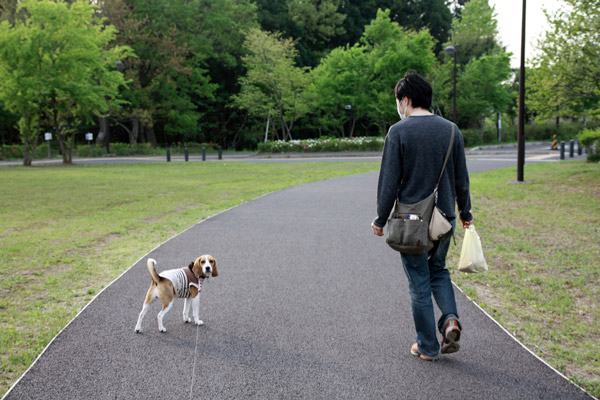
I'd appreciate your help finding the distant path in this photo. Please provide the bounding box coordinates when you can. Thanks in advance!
[3,167,592,399]
[0,142,586,167]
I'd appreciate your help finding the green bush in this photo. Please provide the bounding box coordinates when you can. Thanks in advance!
[578,128,600,147]
[0,143,57,160]
[0,145,23,160]
[258,137,385,153]
[461,121,593,148]
[578,128,600,161]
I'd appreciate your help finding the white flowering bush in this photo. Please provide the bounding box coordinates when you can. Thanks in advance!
[258,136,384,153]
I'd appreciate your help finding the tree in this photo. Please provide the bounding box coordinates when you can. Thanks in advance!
[308,9,437,137]
[528,0,600,120]
[253,0,346,67]
[457,52,512,135]
[362,9,437,133]
[233,28,310,141]
[308,45,370,137]
[433,0,510,128]
[0,0,130,165]
[287,0,346,65]
[447,0,501,66]
[387,0,453,55]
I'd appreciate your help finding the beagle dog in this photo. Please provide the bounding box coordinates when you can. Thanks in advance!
[135,255,218,333]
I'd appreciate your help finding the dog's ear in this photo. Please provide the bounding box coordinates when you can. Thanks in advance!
[191,259,202,276]
[210,257,218,278]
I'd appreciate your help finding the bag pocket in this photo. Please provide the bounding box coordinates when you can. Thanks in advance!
[386,216,431,254]
[385,192,436,254]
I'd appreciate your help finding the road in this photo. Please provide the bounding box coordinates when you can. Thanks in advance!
[2,145,593,399]
[0,142,587,167]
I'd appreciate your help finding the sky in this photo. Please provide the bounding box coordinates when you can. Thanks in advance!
[488,0,564,67]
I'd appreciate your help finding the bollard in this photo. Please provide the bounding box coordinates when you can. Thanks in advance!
[218,146,222,160]
[569,140,574,158]
[578,140,582,156]
[184,147,189,162]
[551,134,558,150]
[560,142,565,160]
[167,147,171,162]
[202,147,206,161]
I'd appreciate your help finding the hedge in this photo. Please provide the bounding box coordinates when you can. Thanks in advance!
[578,128,600,162]
[258,137,385,153]
[0,142,222,161]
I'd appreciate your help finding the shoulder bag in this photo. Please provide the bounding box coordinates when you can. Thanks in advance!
[386,124,455,254]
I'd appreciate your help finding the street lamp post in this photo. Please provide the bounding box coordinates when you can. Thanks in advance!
[104,61,125,155]
[444,45,457,123]
[517,0,526,182]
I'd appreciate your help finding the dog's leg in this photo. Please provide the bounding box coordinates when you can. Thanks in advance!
[135,303,150,333]
[183,298,192,323]
[157,300,174,332]
[192,295,203,326]
[135,286,156,333]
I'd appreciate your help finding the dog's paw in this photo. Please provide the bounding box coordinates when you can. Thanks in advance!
[183,317,192,324]
[194,319,204,326]
[159,327,167,333]
[135,327,142,334]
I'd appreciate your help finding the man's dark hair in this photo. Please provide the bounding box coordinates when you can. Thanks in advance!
[394,71,432,110]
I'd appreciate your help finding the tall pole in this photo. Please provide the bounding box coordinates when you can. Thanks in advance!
[517,0,526,182]
[444,45,458,123]
[453,51,457,123]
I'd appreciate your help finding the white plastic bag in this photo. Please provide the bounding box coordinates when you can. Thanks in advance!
[458,225,488,273]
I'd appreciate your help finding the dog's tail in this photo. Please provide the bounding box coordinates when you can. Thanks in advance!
[146,258,162,285]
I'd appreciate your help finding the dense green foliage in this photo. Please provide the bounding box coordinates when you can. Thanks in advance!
[0,0,598,163]
[0,0,130,164]
[526,0,600,122]
[578,128,600,161]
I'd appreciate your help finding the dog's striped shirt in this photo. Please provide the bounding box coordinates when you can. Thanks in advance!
[159,268,202,298]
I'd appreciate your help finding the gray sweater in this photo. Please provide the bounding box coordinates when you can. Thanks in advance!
[373,115,472,228]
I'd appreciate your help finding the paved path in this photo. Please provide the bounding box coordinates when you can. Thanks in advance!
[4,168,592,399]
[0,142,588,166]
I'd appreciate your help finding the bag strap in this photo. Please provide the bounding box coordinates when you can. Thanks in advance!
[435,123,455,191]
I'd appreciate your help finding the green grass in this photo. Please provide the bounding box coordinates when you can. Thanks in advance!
[0,161,378,396]
[1,160,598,397]
[447,161,600,397]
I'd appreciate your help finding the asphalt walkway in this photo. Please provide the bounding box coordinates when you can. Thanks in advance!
[3,171,593,399]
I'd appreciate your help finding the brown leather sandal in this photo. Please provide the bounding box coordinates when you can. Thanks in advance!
[441,319,461,354]
[410,343,437,361]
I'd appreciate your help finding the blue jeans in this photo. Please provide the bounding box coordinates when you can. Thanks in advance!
[400,221,460,359]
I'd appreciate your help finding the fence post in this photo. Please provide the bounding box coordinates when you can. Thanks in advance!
[184,147,189,162]
[202,147,206,161]
[218,146,222,160]
[167,147,171,162]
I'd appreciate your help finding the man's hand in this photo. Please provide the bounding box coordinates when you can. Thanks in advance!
[461,218,474,229]
[371,222,384,236]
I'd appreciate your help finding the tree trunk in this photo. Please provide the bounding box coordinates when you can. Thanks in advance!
[20,114,37,166]
[145,124,158,147]
[130,118,139,146]
[96,116,108,145]
[264,113,270,143]
[349,109,356,137]
[139,124,146,144]
[480,115,486,144]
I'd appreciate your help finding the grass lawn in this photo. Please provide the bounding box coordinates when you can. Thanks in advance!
[448,161,599,397]
[0,160,598,397]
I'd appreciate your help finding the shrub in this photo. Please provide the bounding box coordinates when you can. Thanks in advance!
[578,128,600,161]
[257,136,385,153]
